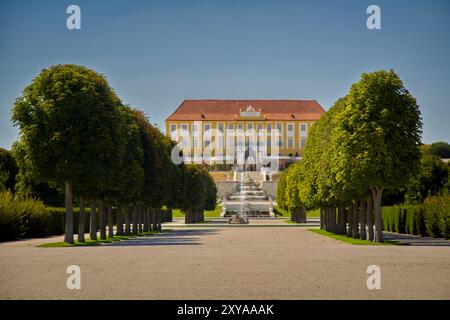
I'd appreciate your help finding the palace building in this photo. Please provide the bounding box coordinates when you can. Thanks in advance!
[165,100,325,171]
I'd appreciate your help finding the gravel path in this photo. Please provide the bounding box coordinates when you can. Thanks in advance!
[0,225,449,299]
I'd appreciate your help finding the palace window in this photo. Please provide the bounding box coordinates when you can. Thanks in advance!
[193,123,200,136]
[287,123,294,132]
[193,137,200,148]
[300,123,307,137]
[170,123,178,140]
[288,138,294,148]
[276,123,282,135]
[217,123,224,148]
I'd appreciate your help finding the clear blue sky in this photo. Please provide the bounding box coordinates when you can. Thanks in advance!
[1,0,449,149]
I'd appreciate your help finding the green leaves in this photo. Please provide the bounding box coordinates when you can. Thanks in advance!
[12,64,123,191]
[278,69,422,211]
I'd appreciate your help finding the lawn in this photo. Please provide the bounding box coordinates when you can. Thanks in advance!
[274,206,320,218]
[172,204,222,218]
[38,230,171,247]
[309,229,405,246]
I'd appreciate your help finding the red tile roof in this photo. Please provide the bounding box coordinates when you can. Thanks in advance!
[166,100,325,121]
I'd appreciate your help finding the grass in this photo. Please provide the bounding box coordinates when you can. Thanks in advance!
[274,206,320,218]
[172,204,223,218]
[309,229,406,246]
[38,230,171,247]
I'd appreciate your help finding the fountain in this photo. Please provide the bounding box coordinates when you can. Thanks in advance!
[223,171,275,221]
[228,172,249,224]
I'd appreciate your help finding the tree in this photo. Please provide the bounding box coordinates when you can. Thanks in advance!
[12,64,123,244]
[335,70,422,242]
[405,154,449,203]
[130,109,160,232]
[276,170,288,213]
[425,141,450,159]
[177,164,216,223]
[0,148,18,193]
[283,70,422,243]
[199,166,217,222]
[284,163,306,223]
[113,106,145,235]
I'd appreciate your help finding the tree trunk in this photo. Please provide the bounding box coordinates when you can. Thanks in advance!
[197,210,205,222]
[331,207,337,233]
[132,205,138,234]
[372,188,384,243]
[143,207,149,232]
[347,204,353,237]
[147,208,152,231]
[148,208,154,230]
[185,210,194,224]
[320,208,324,230]
[99,201,106,240]
[327,208,331,232]
[342,206,348,235]
[107,204,114,238]
[77,196,85,243]
[157,209,163,230]
[90,200,97,240]
[352,202,359,239]
[116,205,123,236]
[337,207,345,235]
[125,206,131,235]
[367,194,374,242]
[64,182,74,244]
[153,208,159,229]
[301,207,307,223]
[359,197,367,240]
[138,206,143,233]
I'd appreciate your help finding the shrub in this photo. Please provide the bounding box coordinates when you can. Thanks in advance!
[423,195,450,238]
[382,195,450,238]
[0,192,25,241]
[0,191,95,241]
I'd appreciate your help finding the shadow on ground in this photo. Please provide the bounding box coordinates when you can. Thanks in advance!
[384,232,450,246]
[104,229,218,247]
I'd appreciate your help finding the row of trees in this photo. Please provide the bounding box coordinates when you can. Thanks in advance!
[11,64,216,244]
[277,70,422,242]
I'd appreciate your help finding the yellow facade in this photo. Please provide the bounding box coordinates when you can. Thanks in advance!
[165,120,315,159]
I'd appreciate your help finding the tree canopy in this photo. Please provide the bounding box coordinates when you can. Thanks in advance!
[11,64,217,243]
[278,70,422,242]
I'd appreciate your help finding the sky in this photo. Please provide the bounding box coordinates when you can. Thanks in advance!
[0,0,449,149]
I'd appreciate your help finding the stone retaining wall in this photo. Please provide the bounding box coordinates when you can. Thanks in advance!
[261,181,278,199]
[216,181,240,199]
[215,180,279,199]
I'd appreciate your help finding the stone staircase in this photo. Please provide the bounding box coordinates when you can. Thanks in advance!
[221,173,275,218]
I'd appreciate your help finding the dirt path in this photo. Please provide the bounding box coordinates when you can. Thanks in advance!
[0,226,449,299]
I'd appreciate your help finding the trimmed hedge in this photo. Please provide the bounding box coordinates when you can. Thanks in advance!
[0,192,25,241]
[0,192,94,241]
[382,195,450,238]
[0,193,174,242]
